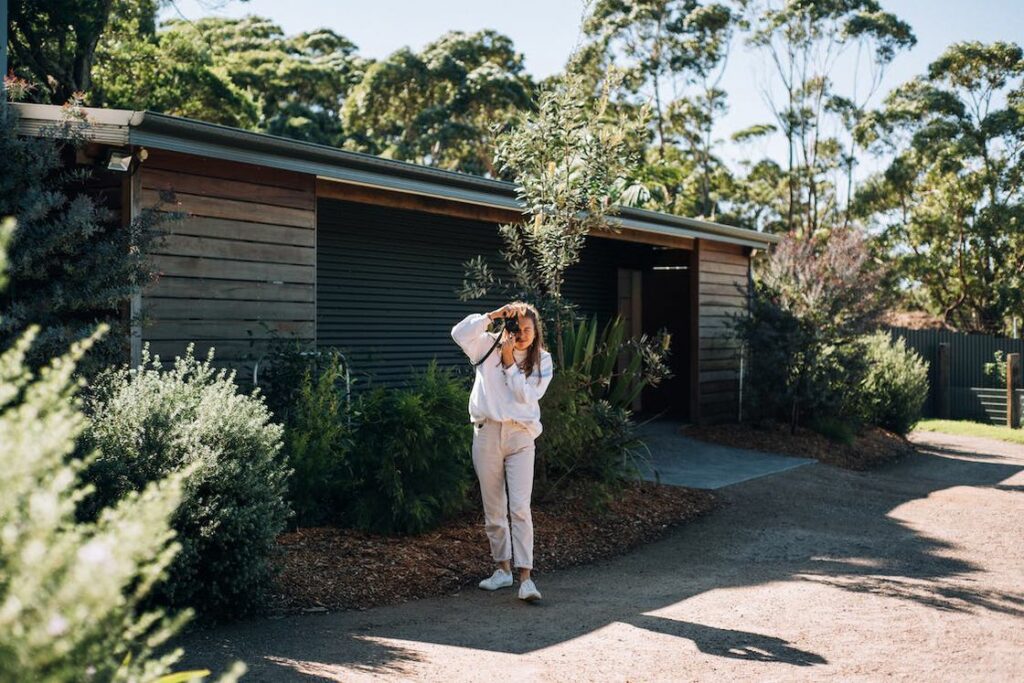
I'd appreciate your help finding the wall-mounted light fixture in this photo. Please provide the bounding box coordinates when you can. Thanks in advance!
[105,149,133,172]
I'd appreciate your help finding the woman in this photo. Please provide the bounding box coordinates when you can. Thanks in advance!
[451,302,554,602]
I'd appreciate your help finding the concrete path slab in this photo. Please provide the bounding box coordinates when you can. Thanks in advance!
[634,420,816,489]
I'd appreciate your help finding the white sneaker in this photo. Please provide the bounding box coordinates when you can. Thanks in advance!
[478,568,513,591]
[518,578,542,602]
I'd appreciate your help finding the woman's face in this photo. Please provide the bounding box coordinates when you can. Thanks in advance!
[513,315,535,351]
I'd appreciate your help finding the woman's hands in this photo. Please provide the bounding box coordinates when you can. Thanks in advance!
[500,331,516,367]
[487,303,527,321]
[487,303,526,368]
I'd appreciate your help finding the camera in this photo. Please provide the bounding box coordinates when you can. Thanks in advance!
[501,313,520,334]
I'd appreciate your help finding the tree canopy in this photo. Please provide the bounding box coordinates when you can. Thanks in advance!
[855,41,1024,333]
[342,30,535,176]
[6,0,1023,333]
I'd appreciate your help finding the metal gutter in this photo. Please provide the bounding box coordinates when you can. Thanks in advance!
[11,102,140,146]
[11,102,780,249]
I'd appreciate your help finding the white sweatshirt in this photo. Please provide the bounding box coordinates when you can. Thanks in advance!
[451,313,554,439]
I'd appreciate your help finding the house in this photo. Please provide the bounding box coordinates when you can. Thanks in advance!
[12,102,779,425]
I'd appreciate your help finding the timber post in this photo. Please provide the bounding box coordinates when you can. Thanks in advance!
[1007,352,1020,429]
[937,343,951,419]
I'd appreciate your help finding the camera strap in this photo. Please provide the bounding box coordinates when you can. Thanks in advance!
[473,334,503,367]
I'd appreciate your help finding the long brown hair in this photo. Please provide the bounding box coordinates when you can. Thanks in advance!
[507,301,544,381]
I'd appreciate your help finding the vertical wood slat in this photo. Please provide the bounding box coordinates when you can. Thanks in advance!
[129,164,142,368]
[696,239,751,424]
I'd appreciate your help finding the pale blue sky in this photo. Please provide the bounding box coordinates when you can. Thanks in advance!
[162,0,1024,175]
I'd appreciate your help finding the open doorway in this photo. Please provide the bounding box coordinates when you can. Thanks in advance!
[617,247,693,421]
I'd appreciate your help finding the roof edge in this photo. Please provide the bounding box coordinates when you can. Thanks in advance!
[12,103,780,248]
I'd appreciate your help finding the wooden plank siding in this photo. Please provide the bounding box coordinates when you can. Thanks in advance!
[696,239,750,424]
[138,149,316,381]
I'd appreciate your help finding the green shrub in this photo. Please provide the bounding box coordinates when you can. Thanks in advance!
[345,361,474,535]
[856,331,929,435]
[285,352,353,528]
[807,413,857,444]
[537,369,646,505]
[0,103,170,381]
[736,280,869,431]
[0,220,242,681]
[537,315,664,506]
[560,314,672,410]
[255,336,353,424]
[80,345,290,619]
[983,350,1021,389]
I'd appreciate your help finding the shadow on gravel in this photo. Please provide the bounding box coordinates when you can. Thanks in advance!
[174,434,1023,679]
[627,616,828,666]
[908,441,1012,461]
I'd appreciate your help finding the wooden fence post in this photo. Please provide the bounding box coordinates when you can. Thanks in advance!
[1008,353,1020,429]
[937,343,951,419]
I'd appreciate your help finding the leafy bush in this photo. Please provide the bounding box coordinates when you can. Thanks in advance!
[344,361,474,535]
[536,369,646,505]
[80,345,290,619]
[807,414,857,445]
[560,314,672,409]
[284,352,353,528]
[255,335,352,424]
[855,331,929,434]
[984,350,1009,388]
[736,279,868,432]
[983,350,1021,389]
[0,102,169,381]
[0,221,242,681]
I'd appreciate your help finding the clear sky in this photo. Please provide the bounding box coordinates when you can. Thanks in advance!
[162,0,1024,174]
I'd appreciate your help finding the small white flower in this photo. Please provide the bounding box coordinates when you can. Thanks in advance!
[47,614,69,636]
[78,539,112,566]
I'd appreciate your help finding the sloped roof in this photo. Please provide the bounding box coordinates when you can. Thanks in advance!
[12,102,780,251]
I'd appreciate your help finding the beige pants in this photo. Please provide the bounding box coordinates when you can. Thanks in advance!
[472,418,535,569]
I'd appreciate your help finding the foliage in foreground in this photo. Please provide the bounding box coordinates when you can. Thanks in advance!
[0,101,168,381]
[81,345,290,620]
[0,218,242,682]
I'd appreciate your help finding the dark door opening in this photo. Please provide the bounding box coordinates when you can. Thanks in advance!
[639,248,693,420]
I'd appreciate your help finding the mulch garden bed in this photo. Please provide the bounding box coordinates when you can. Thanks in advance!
[681,419,919,470]
[269,481,717,613]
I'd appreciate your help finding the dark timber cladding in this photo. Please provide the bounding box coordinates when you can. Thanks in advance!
[696,238,750,423]
[138,149,316,378]
[316,197,652,388]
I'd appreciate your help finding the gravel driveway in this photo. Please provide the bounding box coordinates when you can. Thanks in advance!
[177,430,1024,681]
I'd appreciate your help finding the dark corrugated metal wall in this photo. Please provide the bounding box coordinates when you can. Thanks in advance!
[884,325,1024,420]
[317,198,649,388]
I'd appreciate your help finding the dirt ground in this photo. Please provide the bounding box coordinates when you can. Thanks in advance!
[175,430,1024,681]
[271,482,717,612]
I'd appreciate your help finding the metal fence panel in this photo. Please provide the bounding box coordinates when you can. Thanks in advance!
[883,326,1024,423]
